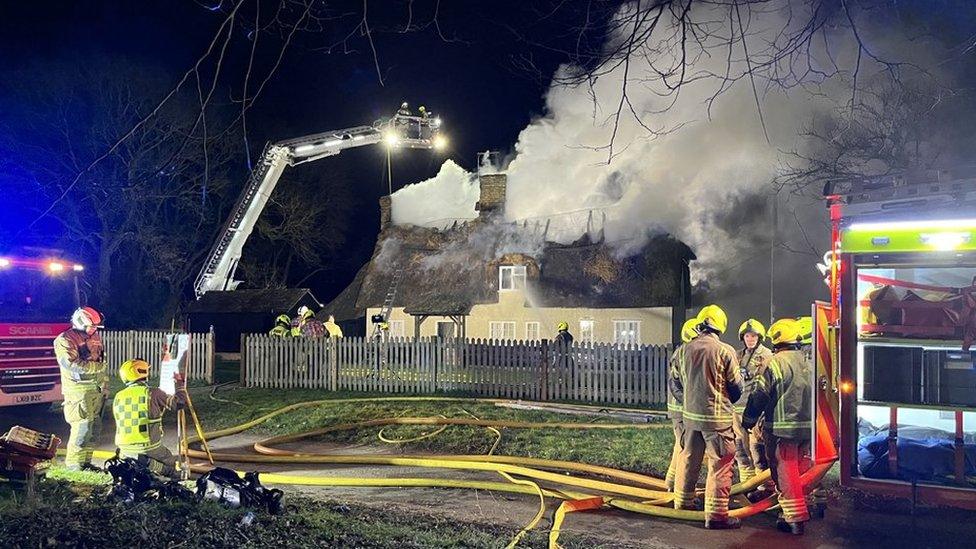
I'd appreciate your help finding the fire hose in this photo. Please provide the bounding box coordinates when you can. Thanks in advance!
[89,396,835,548]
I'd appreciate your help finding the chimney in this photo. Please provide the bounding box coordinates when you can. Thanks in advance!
[476,173,506,219]
[379,195,392,230]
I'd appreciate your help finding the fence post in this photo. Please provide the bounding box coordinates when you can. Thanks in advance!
[540,339,549,401]
[240,333,247,387]
[329,337,338,392]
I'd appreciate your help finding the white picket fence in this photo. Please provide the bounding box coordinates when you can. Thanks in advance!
[101,330,215,383]
[242,335,671,405]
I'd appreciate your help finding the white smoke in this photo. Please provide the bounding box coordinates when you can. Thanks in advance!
[390,159,478,227]
[389,1,943,323]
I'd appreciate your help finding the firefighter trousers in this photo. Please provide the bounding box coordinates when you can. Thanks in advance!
[120,445,178,479]
[62,387,105,468]
[674,427,735,521]
[665,417,684,491]
[765,435,812,524]
[731,411,765,481]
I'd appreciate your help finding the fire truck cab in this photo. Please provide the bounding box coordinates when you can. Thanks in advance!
[0,252,86,407]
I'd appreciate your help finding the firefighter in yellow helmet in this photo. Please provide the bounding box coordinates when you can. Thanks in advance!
[743,318,813,535]
[796,316,813,357]
[670,304,744,529]
[53,307,107,471]
[665,317,700,491]
[732,319,773,483]
[554,321,574,346]
[113,358,187,478]
[269,314,292,337]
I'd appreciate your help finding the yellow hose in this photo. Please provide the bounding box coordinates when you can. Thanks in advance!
[89,396,835,546]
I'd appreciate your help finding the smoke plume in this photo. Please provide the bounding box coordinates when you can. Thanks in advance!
[391,1,953,327]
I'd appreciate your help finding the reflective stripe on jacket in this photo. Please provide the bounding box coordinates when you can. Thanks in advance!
[734,345,772,413]
[743,349,812,440]
[673,333,743,431]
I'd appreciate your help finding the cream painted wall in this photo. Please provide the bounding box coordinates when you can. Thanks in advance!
[366,288,673,344]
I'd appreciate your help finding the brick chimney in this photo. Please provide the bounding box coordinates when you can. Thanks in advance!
[379,195,392,230]
[476,173,506,219]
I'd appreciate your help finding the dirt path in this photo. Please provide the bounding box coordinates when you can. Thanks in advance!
[7,405,976,548]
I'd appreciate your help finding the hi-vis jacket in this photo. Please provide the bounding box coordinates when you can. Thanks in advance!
[742,348,812,440]
[113,382,187,452]
[53,329,106,392]
[667,344,687,419]
[669,333,743,430]
[734,345,772,414]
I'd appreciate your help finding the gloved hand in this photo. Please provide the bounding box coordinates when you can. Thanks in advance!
[87,335,104,361]
[741,416,758,430]
[173,372,185,387]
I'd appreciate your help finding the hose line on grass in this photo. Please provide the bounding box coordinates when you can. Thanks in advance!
[89,396,835,548]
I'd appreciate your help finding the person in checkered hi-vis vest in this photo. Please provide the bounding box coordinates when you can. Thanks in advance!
[112,358,186,478]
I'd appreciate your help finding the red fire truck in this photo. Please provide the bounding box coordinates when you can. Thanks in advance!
[0,252,86,407]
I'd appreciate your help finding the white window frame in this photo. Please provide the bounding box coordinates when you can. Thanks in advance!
[579,320,595,344]
[498,265,527,291]
[489,321,516,340]
[613,320,641,346]
[388,320,405,337]
[525,322,541,341]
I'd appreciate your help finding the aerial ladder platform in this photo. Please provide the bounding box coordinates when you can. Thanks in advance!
[193,113,442,299]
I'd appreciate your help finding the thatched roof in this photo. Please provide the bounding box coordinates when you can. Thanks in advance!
[323,218,694,318]
[187,288,319,314]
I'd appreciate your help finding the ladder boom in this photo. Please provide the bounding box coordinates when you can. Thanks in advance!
[194,114,441,299]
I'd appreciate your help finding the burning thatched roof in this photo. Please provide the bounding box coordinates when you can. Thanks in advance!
[323,218,694,318]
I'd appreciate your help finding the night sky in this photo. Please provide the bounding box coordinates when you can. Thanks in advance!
[0,1,596,316]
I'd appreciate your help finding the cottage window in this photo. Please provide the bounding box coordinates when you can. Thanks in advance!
[489,321,516,340]
[579,320,595,344]
[613,320,641,345]
[525,322,541,341]
[498,265,527,291]
[389,320,405,337]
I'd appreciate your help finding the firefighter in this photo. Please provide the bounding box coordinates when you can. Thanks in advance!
[324,314,344,338]
[665,318,701,491]
[269,314,291,337]
[670,304,744,529]
[742,318,813,535]
[397,101,411,116]
[418,105,429,119]
[732,319,773,483]
[113,358,187,479]
[54,307,107,471]
[290,306,314,336]
[554,321,574,345]
[796,316,813,357]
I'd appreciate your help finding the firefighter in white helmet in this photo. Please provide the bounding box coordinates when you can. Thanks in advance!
[733,319,773,483]
[53,307,107,471]
[670,305,744,529]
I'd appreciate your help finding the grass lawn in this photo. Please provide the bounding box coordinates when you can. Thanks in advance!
[191,387,676,477]
[0,467,632,548]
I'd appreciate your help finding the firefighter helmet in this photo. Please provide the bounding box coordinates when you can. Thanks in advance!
[738,319,766,340]
[681,318,699,343]
[275,314,291,326]
[70,307,103,331]
[795,316,813,345]
[768,318,802,347]
[119,359,151,383]
[556,321,569,332]
[697,304,728,334]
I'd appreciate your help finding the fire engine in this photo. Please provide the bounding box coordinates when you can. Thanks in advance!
[0,251,86,407]
[819,168,976,509]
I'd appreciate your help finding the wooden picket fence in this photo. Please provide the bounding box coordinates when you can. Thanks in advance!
[101,330,215,383]
[242,335,671,405]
